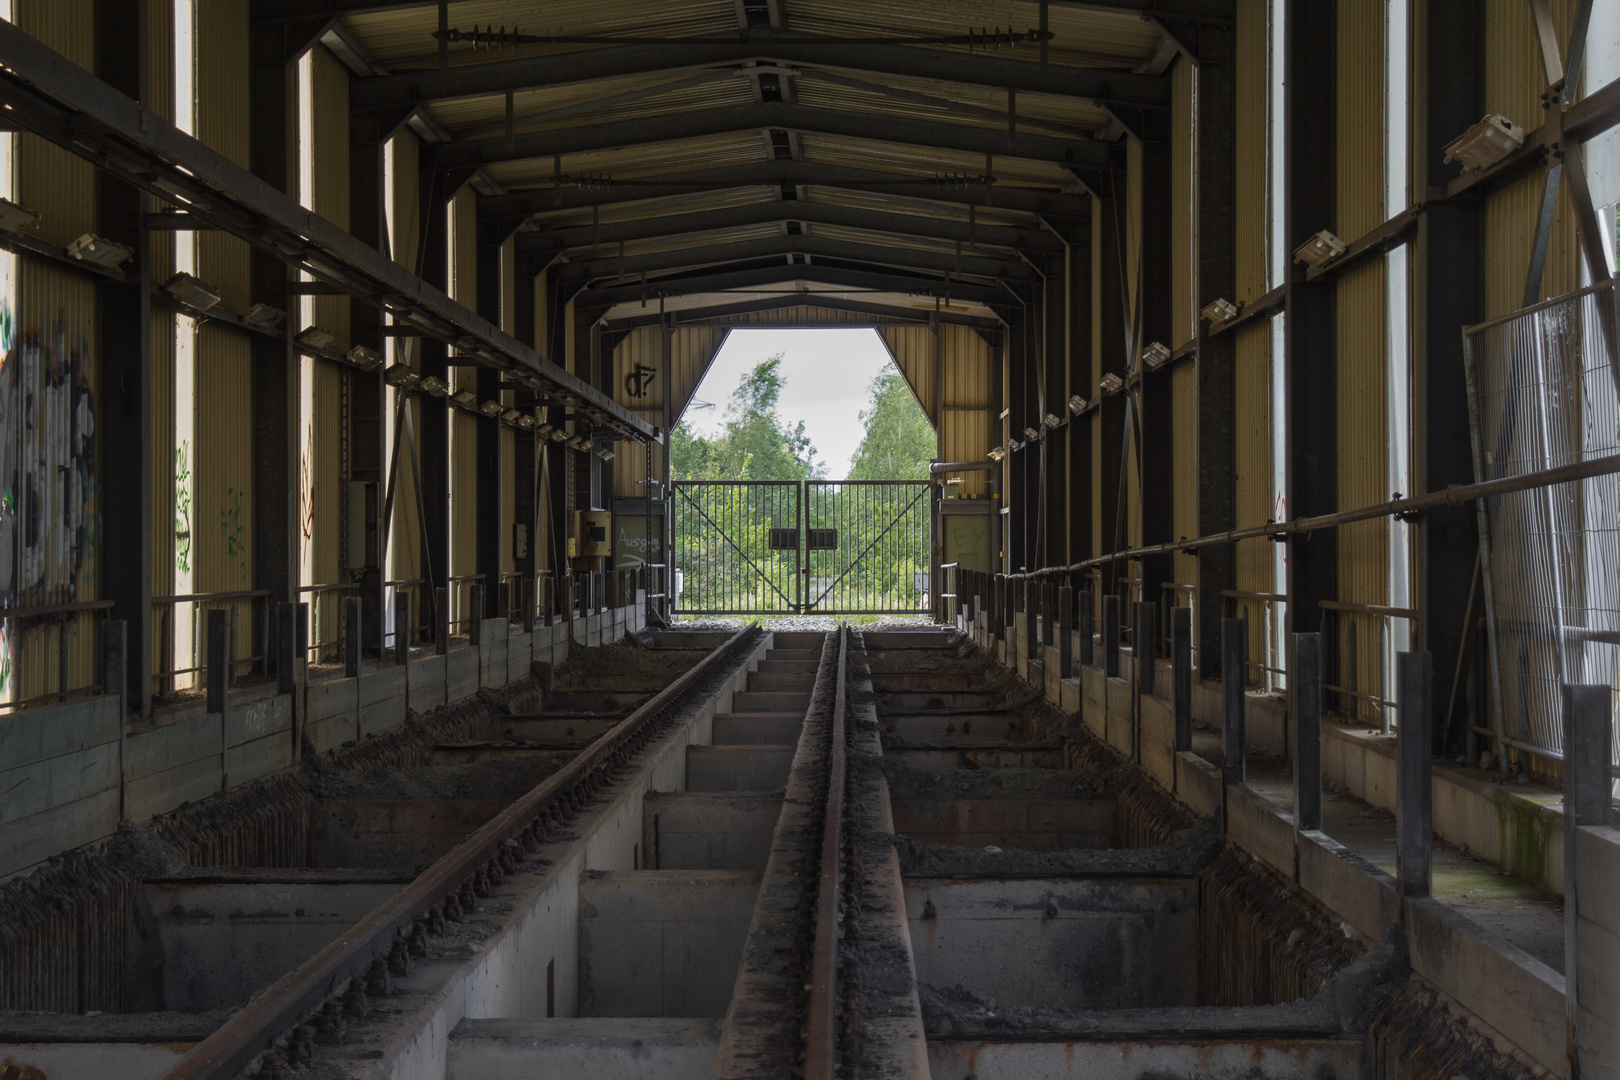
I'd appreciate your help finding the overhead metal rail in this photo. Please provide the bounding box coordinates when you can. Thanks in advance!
[349,34,1173,111]
[484,162,1093,221]
[573,264,1009,310]
[0,20,655,443]
[436,101,1118,171]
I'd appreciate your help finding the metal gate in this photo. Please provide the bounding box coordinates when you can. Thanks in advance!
[672,480,930,615]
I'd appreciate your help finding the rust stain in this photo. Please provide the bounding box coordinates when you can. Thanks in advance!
[2,1059,49,1080]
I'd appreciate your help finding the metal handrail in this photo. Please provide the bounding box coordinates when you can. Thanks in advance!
[0,600,116,711]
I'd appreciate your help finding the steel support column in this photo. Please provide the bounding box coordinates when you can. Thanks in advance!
[1139,109,1176,622]
[1284,1,1338,653]
[1194,24,1238,677]
[95,0,153,717]
[475,217,503,620]
[418,154,451,643]
[350,106,389,653]
[1414,0,1481,753]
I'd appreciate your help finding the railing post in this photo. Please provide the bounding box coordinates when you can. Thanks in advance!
[1222,617,1246,787]
[1172,606,1192,751]
[1136,601,1157,696]
[1040,581,1054,651]
[103,619,128,822]
[523,577,536,634]
[435,586,449,655]
[470,582,484,646]
[1292,632,1323,832]
[1058,585,1073,679]
[1103,593,1120,678]
[344,596,362,679]
[1080,600,1094,668]
[1396,651,1433,902]
[1562,681,1614,1077]
[208,608,229,792]
[395,602,410,666]
[277,602,297,695]
[1025,580,1039,660]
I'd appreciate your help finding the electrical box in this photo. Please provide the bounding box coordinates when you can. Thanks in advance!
[572,510,613,558]
[513,522,529,560]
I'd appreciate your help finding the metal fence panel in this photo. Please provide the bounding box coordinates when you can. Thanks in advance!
[671,481,801,615]
[804,481,930,615]
[1464,278,1620,773]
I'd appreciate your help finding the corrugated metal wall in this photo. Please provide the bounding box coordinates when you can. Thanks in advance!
[1232,0,1275,651]
[193,0,255,663]
[146,0,175,693]
[1335,2,1390,717]
[940,324,993,498]
[1482,0,1580,319]
[876,326,938,427]
[8,0,100,703]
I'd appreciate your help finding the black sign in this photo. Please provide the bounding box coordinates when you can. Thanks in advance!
[624,362,657,399]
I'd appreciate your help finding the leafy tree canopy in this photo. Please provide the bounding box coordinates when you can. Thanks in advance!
[847,369,936,480]
[670,353,822,481]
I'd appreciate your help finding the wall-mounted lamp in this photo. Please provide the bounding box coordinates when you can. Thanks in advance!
[1443,114,1524,172]
[1098,373,1124,394]
[68,233,132,270]
[243,303,285,331]
[345,345,382,371]
[1141,342,1172,370]
[295,325,337,351]
[1200,298,1238,325]
[1067,394,1087,414]
[163,272,222,312]
[1293,230,1345,270]
[0,198,39,234]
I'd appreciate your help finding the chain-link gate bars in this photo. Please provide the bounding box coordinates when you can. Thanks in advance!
[671,482,802,614]
[1464,278,1620,780]
[804,481,930,614]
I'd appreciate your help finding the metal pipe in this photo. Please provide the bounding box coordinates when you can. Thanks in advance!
[928,460,997,475]
[1003,452,1620,579]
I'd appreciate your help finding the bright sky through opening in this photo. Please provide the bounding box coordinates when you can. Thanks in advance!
[681,329,899,478]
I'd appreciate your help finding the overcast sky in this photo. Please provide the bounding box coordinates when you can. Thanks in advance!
[683,328,897,478]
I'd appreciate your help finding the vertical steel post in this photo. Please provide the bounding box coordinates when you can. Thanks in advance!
[277,602,297,694]
[395,603,410,666]
[208,609,229,792]
[1396,651,1433,901]
[1292,632,1323,832]
[470,582,484,646]
[1172,606,1192,751]
[1041,581,1054,652]
[1080,602,1094,668]
[1563,682,1614,1074]
[1058,585,1073,679]
[436,586,450,655]
[1222,618,1246,786]
[1103,594,1120,678]
[1025,580,1039,660]
[103,619,128,821]
[345,596,362,679]
[1137,601,1157,696]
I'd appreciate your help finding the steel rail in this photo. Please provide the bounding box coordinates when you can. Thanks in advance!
[803,627,849,1079]
[160,625,756,1080]
[1003,452,1620,580]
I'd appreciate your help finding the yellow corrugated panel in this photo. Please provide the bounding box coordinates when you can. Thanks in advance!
[6,264,100,701]
[149,307,174,689]
[612,410,662,498]
[1336,0,1385,238]
[942,410,992,499]
[1481,0,1580,317]
[942,325,991,408]
[15,1,95,249]
[194,324,255,660]
[1234,0,1269,304]
[1171,56,1194,346]
[308,44,352,351]
[385,131,422,586]
[876,326,937,427]
[669,327,728,421]
[195,0,252,313]
[1233,323,1273,574]
[1337,260,1389,718]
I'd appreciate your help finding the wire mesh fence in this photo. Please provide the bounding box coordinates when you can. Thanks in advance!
[670,479,931,616]
[1464,277,1620,775]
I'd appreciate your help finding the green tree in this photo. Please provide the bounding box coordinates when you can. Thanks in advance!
[847,369,935,480]
[670,353,820,481]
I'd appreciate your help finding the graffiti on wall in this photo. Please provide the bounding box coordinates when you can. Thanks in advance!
[0,304,99,693]
[221,486,247,584]
[174,440,192,575]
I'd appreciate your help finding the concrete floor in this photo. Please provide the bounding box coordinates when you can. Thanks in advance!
[1189,721,1566,973]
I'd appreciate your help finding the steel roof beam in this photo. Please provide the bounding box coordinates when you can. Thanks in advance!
[350,36,1171,111]
[436,102,1114,170]
[601,294,1002,331]
[480,163,1094,221]
[0,19,653,441]
[263,0,1230,21]
[555,234,1035,283]
[573,263,1005,308]
[516,201,1066,257]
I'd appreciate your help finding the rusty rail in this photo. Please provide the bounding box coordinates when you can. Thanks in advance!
[803,627,848,1078]
[160,624,758,1080]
